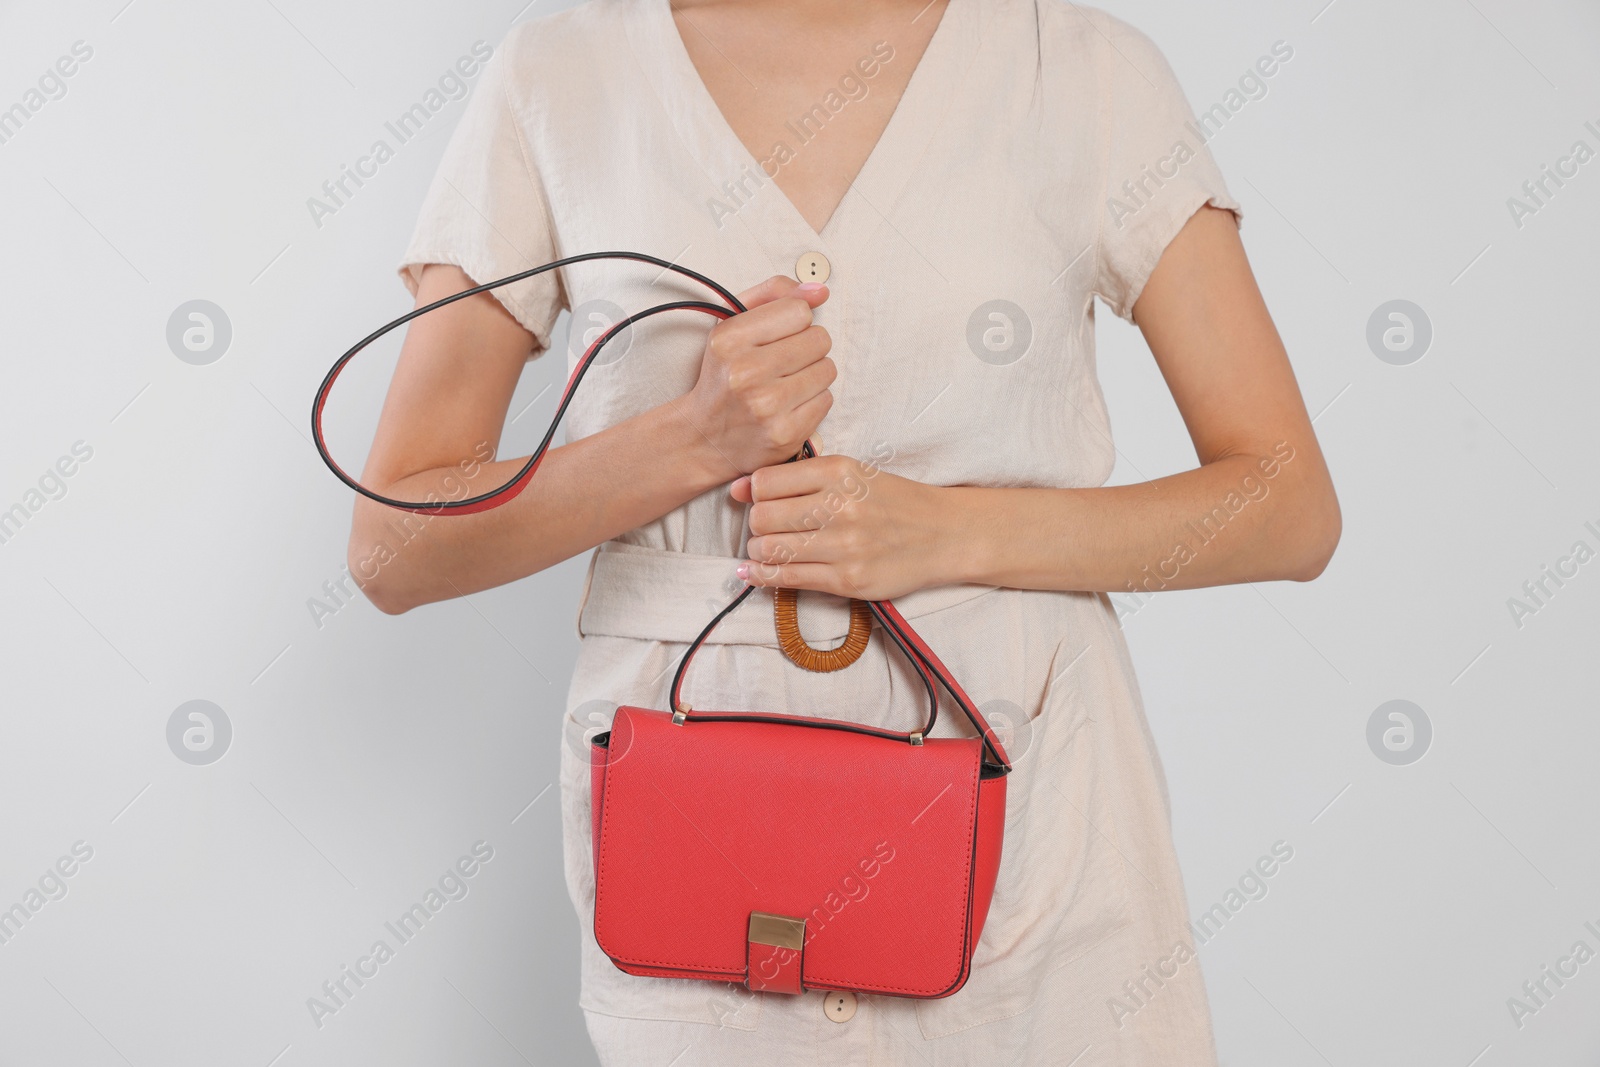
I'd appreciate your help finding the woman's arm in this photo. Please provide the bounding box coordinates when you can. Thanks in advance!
[348,262,836,614]
[732,206,1342,600]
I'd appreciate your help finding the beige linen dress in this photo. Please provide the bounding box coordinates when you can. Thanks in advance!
[398,0,1244,1062]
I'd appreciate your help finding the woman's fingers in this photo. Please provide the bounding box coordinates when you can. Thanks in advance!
[687,278,834,472]
[736,560,853,597]
[785,389,834,448]
[773,349,837,404]
[714,298,817,356]
[749,454,857,500]
[752,324,833,379]
[736,275,828,311]
[745,526,843,566]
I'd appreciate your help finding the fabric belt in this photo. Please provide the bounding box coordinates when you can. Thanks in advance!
[576,540,1000,645]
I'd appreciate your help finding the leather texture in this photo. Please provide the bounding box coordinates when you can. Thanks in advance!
[591,706,1007,998]
[746,938,805,995]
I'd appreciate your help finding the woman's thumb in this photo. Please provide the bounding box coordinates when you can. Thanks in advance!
[735,274,827,310]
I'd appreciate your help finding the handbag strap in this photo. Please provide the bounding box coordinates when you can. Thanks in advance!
[667,590,1012,771]
[311,251,1013,773]
[312,251,745,515]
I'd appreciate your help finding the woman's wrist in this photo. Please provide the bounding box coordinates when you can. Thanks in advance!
[645,397,740,497]
[931,484,1088,592]
[925,484,1001,589]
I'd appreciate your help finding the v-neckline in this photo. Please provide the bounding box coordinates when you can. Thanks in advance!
[628,0,980,254]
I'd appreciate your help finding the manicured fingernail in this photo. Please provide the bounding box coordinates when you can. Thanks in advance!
[735,563,750,580]
[796,282,824,293]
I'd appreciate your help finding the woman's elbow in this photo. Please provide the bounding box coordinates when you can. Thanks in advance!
[345,538,414,616]
[362,580,414,616]
[1286,483,1342,582]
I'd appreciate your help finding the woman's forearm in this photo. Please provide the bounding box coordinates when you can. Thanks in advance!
[347,263,836,615]
[944,442,1340,596]
[732,432,1339,602]
[348,396,734,615]
[728,198,1340,604]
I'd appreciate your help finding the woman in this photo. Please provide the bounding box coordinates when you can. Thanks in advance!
[349,0,1340,1062]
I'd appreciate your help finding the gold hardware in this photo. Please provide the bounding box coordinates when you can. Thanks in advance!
[909,732,924,746]
[672,705,690,725]
[774,588,872,672]
[748,911,806,950]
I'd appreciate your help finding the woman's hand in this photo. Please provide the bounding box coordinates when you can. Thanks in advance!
[680,276,837,477]
[730,454,965,601]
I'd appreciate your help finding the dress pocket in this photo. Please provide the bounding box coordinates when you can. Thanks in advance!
[913,652,1137,1039]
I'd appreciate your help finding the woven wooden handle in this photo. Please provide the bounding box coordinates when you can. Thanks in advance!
[773,588,872,672]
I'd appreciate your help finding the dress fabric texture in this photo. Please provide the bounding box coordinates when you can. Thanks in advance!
[398,0,1244,1063]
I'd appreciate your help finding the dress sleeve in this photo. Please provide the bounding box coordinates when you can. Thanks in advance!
[1092,14,1243,324]
[396,36,565,356]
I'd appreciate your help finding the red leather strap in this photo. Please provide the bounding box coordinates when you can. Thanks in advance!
[873,599,1013,770]
[311,252,746,515]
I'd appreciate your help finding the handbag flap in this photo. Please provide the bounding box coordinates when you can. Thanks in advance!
[593,706,985,997]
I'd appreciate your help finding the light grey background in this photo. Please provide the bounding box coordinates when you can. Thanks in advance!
[1,0,1596,1064]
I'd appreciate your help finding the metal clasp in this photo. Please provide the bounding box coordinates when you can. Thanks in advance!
[672,704,690,725]
[748,911,805,950]
[746,911,806,994]
[909,731,923,746]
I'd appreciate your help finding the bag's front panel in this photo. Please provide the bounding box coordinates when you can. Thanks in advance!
[593,707,986,997]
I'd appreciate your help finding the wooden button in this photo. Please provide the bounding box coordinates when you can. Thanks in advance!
[795,251,831,284]
[823,989,857,1022]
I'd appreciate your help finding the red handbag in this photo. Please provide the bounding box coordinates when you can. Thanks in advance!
[313,252,1013,999]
